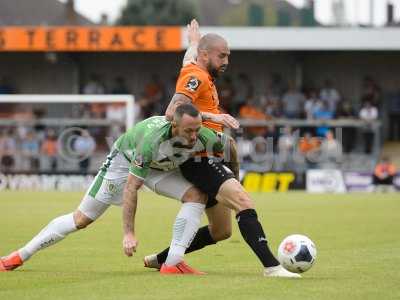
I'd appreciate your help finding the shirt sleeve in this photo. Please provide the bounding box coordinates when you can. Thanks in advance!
[175,70,207,101]
[128,144,153,180]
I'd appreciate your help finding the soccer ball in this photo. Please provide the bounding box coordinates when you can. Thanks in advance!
[277,234,317,273]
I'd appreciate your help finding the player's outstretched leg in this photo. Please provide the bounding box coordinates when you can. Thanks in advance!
[159,187,207,275]
[216,179,301,278]
[0,196,109,272]
[146,202,231,269]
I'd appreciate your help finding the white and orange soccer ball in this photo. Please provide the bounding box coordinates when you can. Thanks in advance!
[277,234,317,273]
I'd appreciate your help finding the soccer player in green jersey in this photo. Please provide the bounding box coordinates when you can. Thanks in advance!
[0,104,222,273]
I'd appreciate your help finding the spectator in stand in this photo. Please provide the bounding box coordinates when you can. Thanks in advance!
[298,132,320,165]
[320,80,341,114]
[359,101,378,154]
[105,77,127,137]
[0,129,17,173]
[320,130,342,166]
[313,101,334,137]
[236,137,252,164]
[144,74,166,115]
[234,73,254,113]
[106,102,126,139]
[304,89,322,120]
[281,82,305,119]
[336,100,356,153]
[239,99,270,137]
[83,74,106,94]
[270,73,287,99]
[264,98,281,118]
[41,129,58,172]
[278,126,295,170]
[218,76,235,114]
[74,130,96,174]
[20,131,40,172]
[83,74,107,118]
[261,75,283,118]
[106,103,126,122]
[0,77,16,94]
[361,76,381,108]
[132,97,150,123]
[111,76,130,94]
[373,156,397,193]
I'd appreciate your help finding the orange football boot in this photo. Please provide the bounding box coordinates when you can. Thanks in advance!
[0,251,23,272]
[160,261,206,275]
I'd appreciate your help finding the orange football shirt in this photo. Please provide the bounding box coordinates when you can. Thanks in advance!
[175,63,223,132]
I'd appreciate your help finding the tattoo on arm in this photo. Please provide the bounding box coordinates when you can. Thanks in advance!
[122,176,141,234]
[165,93,192,120]
[227,137,240,180]
[183,45,198,66]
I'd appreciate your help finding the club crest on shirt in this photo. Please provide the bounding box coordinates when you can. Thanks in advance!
[134,154,144,168]
[106,180,117,194]
[185,76,201,92]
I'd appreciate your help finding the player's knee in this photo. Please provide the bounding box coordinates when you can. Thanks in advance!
[210,227,232,241]
[235,190,254,212]
[73,211,93,229]
[228,184,254,211]
[182,187,207,205]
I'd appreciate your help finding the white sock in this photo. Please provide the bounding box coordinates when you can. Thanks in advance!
[18,213,77,261]
[165,202,205,266]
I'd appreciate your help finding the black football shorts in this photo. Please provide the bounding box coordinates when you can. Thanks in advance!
[179,157,235,208]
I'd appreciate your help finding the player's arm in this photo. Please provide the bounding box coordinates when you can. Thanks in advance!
[165,93,192,121]
[182,19,201,67]
[122,173,143,257]
[201,112,240,129]
[225,135,240,180]
[215,132,240,180]
[165,93,239,129]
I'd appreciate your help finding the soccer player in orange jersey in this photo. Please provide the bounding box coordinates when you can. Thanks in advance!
[146,20,300,277]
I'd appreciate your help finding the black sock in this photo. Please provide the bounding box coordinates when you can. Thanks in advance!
[236,209,280,268]
[156,225,216,265]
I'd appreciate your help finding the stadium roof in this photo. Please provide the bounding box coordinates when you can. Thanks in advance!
[0,0,93,26]
[187,27,400,51]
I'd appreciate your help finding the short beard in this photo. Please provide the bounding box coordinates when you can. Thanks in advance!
[207,62,220,78]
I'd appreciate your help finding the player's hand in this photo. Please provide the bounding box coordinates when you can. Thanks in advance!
[187,19,201,45]
[123,232,138,257]
[212,114,240,129]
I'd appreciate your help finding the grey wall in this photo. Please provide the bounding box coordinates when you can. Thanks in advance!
[1,51,399,107]
[0,53,77,94]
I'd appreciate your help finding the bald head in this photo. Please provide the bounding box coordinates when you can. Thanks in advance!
[197,33,230,78]
[198,33,228,52]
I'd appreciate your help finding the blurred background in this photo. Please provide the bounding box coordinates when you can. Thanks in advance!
[0,0,399,193]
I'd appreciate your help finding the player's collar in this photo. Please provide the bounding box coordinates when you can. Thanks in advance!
[191,62,214,82]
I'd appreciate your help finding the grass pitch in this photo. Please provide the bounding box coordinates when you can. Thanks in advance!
[0,191,399,300]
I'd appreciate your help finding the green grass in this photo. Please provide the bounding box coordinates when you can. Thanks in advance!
[0,191,399,300]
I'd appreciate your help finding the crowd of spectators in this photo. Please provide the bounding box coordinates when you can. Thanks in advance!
[0,127,96,174]
[220,74,381,159]
[0,73,385,173]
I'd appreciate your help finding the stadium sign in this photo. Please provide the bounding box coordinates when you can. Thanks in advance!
[242,172,298,192]
[0,174,94,191]
[0,26,181,52]
[306,169,346,193]
[344,172,400,192]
